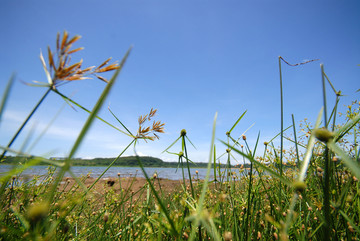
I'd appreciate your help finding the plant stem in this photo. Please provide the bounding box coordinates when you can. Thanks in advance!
[183,136,195,198]
[321,64,331,240]
[0,87,51,160]
[278,57,284,207]
[292,114,300,168]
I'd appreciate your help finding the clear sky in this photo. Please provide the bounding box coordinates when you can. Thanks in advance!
[0,1,359,164]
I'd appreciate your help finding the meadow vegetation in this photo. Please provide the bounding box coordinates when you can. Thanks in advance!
[0,32,359,240]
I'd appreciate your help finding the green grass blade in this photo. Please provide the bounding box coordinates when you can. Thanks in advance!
[0,74,15,125]
[228,110,247,134]
[298,108,323,181]
[48,46,132,202]
[292,114,300,167]
[334,113,360,142]
[185,136,197,150]
[108,106,134,136]
[189,112,221,241]
[327,141,360,180]
[53,89,131,137]
[67,46,132,160]
[162,136,181,153]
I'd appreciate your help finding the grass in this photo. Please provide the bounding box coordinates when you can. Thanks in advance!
[0,32,359,240]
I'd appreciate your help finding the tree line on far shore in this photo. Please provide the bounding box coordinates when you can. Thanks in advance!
[1,155,242,168]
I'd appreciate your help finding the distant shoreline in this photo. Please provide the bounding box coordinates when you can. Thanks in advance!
[1,155,240,168]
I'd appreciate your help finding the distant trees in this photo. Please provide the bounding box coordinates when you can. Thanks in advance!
[1,155,237,168]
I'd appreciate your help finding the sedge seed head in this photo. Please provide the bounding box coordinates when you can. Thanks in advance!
[313,128,334,143]
[180,129,187,136]
[224,231,232,241]
[27,202,49,223]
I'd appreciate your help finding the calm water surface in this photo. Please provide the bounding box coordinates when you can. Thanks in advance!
[0,165,241,180]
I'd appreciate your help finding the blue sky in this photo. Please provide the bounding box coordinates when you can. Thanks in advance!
[0,1,359,164]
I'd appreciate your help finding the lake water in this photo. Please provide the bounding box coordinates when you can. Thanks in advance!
[0,165,242,180]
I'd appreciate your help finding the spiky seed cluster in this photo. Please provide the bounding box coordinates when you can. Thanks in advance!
[136,108,165,141]
[39,30,120,89]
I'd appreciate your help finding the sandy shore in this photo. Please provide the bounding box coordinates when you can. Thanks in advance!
[59,176,185,200]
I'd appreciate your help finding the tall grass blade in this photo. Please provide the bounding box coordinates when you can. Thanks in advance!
[108,106,134,136]
[292,114,300,167]
[67,46,132,160]
[0,74,15,126]
[298,108,323,181]
[327,142,360,180]
[189,112,221,241]
[228,110,247,134]
[48,46,132,201]
[53,89,131,137]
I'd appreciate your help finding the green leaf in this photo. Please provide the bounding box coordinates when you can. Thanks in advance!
[108,106,133,136]
[297,108,323,181]
[162,136,181,153]
[228,110,247,134]
[0,74,15,125]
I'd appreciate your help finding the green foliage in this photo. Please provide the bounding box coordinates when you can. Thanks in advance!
[0,34,359,240]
